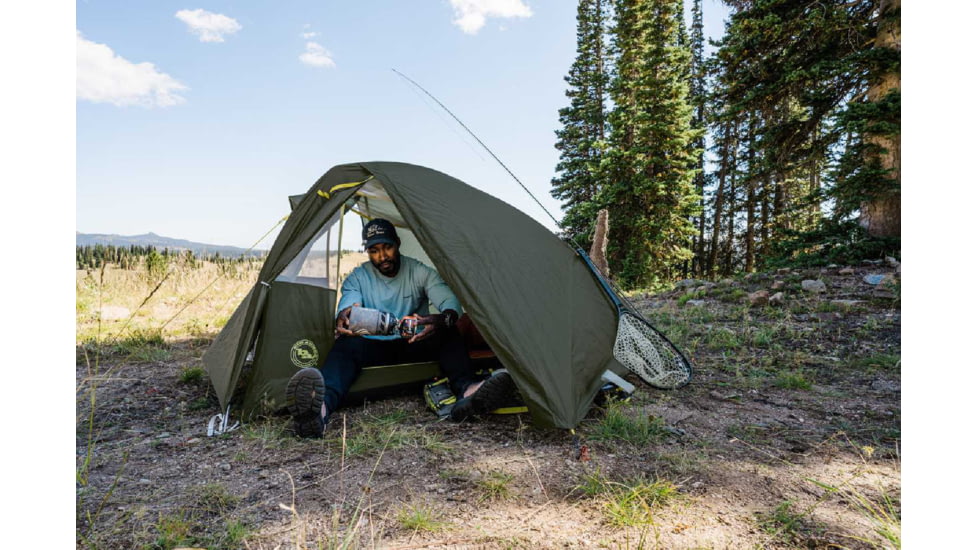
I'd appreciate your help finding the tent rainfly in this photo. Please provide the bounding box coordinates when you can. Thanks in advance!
[203,161,686,429]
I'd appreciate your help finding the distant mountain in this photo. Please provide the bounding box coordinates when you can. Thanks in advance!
[76,232,266,258]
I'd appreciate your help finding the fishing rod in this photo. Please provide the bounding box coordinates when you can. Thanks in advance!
[392,68,564,231]
[393,68,634,305]
[393,68,693,390]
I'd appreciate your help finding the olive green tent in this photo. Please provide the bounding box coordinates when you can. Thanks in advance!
[203,161,626,429]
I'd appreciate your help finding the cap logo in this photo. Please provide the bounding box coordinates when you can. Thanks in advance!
[365,224,386,238]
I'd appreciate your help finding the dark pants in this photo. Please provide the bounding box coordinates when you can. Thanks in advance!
[317,327,479,414]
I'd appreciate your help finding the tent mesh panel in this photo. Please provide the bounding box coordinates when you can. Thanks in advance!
[613,312,692,389]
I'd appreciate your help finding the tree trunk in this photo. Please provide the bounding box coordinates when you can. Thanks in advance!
[746,177,756,273]
[708,121,732,275]
[859,0,901,238]
[745,120,757,273]
[589,208,610,279]
[724,156,737,276]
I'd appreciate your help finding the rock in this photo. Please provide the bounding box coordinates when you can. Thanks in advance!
[675,279,703,289]
[99,306,131,321]
[220,463,231,471]
[801,279,827,293]
[770,280,785,290]
[839,267,855,275]
[831,300,863,307]
[720,278,735,286]
[685,299,707,308]
[886,256,900,268]
[863,274,886,285]
[776,267,791,274]
[769,292,785,306]
[748,290,769,307]
[871,379,900,392]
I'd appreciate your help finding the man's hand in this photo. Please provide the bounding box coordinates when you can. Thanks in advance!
[402,309,458,344]
[334,303,360,338]
[400,313,435,343]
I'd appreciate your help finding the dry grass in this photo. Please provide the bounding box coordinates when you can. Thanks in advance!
[75,253,368,345]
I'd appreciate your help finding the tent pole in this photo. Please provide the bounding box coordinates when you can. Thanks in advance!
[326,225,332,289]
[335,204,345,307]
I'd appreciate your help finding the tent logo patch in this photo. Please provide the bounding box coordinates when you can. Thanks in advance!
[290,339,319,368]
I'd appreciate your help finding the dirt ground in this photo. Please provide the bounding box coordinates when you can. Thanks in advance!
[76,263,900,549]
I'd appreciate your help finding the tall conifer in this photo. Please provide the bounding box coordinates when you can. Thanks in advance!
[709,0,899,267]
[551,0,611,248]
[603,0,700,289]
[689,0,707,274]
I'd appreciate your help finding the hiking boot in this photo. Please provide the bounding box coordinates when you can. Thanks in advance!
[450,369,517,421]
[286,368,327,438]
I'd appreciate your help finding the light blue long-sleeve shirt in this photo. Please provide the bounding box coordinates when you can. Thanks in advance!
[337,255,461,340]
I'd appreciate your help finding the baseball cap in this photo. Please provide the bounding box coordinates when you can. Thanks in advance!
[362,218,399,249]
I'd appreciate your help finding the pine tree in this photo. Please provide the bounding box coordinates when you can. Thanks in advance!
[689,0,707,274]
[602,0,701,289]
[551,0,612,248]
[708,0,899,267]
[838,0,900,238]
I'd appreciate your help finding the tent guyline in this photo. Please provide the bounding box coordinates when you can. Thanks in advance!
[97,213,289,351]
[159,214,290,331]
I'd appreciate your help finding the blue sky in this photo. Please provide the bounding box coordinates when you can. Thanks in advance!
[76,0,731,250]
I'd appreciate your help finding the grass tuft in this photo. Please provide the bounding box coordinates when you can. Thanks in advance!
[588,401,670,447]
[396,502,449,533]
[758,500,806,540]
[576,469,681,526]
[774,370,813,390]
[706,328,742,350]
[179,366,206,384]
[194,482,240,513]
[476,471,514,503]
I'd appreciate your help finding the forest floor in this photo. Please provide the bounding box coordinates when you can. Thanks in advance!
[76,260,901,549]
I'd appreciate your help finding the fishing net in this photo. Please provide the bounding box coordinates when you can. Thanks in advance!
[613,312,692,389]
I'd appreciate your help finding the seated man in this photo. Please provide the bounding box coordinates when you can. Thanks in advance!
[286,218,516,438]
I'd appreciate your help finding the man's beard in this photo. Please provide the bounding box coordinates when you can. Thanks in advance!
[372,252,400,277]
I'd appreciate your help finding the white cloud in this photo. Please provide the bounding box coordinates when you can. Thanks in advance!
[299,42,336,68]
[449,0,532,34]
[175,9,242,43]
[76,31,188,107]
[301,31,318,39]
